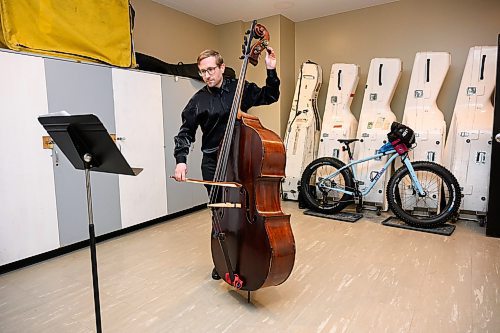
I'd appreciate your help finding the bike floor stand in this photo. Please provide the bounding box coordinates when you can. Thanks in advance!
[303,210,363,223]
[381,216,456,236]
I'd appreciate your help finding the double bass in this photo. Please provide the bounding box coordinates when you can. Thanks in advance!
[208,21,295,293]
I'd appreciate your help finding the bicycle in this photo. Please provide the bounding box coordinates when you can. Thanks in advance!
[299,123,461,228]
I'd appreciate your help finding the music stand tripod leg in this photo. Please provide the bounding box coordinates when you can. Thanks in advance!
[84,154,103,333]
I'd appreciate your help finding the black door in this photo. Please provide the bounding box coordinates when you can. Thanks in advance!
[486,35,500,237]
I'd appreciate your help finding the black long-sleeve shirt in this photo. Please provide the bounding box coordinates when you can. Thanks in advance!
[174,69,280,164]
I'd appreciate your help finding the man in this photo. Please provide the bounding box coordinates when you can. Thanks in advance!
[173,47,280,280]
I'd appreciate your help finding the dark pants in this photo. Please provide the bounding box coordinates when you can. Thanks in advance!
[201,153,217,195]
[202,152,219,273]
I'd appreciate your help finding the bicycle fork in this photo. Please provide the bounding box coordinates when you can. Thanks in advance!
[402,157,426,197]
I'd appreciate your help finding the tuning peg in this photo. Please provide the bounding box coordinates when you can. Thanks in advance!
[244,36,248,44]
[239,55,245,59]
[245,29,250,35]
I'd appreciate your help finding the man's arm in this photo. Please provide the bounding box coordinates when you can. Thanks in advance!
[173,99,198,181]
[240,46,280,111]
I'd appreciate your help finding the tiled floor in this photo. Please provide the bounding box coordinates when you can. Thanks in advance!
[1,201,499,332]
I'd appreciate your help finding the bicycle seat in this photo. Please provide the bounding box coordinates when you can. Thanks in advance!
[337,139,359,144]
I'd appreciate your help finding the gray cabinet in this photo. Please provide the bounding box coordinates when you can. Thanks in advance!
[162,75,207,214]
[44,59,122,245]
[0,49,207,266]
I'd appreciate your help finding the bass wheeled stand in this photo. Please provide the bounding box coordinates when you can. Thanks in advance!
[38,113,142,333]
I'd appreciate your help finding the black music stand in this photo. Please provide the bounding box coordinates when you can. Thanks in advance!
[38,113,142,333]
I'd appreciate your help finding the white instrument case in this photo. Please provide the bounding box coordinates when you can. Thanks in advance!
[354,58,402,211]
[282,61,322,200]
[444,46,497,218]
[317,63,359,163]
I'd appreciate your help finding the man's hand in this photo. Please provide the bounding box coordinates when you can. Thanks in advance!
[265,46,276,70]
[174,163,187,181]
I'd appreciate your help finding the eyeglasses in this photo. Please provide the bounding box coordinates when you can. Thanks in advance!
[198,66,219,77]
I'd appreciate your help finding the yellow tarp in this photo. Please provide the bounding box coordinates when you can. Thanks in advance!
[0,0,136,67]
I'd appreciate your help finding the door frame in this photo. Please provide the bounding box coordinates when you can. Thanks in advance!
[486,35,500,237]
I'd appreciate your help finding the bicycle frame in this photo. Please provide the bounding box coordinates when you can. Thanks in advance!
[319,148,426,197]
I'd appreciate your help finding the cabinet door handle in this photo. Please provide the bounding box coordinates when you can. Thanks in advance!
[53,149,59,166]
[116,136,125,151]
